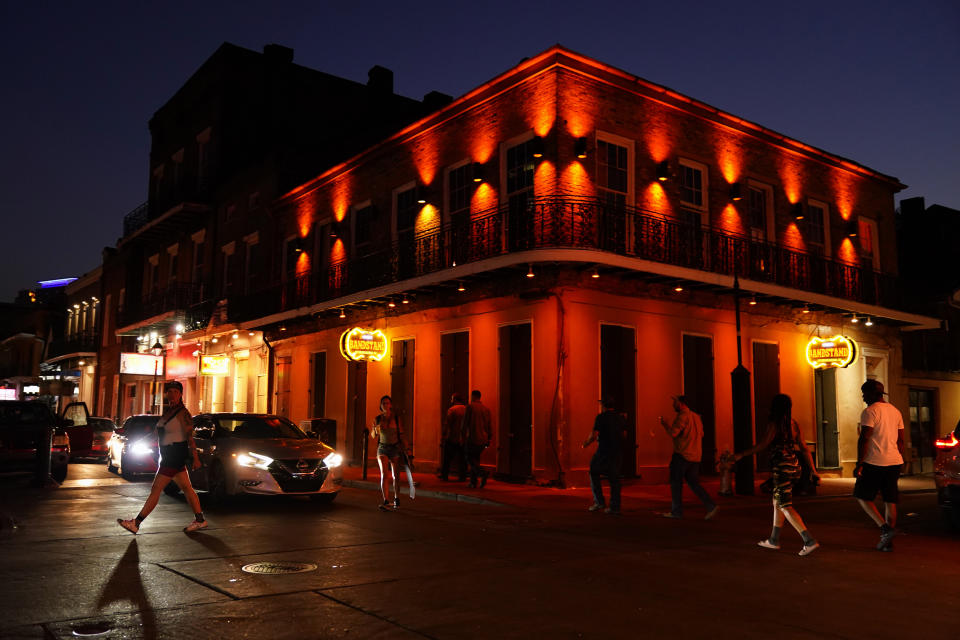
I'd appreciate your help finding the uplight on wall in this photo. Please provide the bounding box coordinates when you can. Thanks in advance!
[729,182,743,201]
[656,160,670,182]
[472,162,485,183]
[416,185,430,205]
[846,220,859,238]
[793,203,805,221]
[530,136,545,159]
[574,137,588,159]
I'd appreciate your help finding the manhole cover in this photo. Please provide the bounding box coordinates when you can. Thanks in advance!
[71,621,113,636]
[241,561,318,575]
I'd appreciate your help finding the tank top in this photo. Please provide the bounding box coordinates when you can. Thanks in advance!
[375,414,400,446]
[769,418,799,466]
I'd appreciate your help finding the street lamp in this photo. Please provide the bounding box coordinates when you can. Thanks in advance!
[151,340,163,414]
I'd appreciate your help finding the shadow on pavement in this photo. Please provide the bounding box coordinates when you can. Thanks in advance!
[95,538,157,639]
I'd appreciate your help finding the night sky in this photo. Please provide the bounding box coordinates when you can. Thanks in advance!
[1,0,957,302]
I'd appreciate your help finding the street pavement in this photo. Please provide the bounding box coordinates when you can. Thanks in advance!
[0,462,955,639]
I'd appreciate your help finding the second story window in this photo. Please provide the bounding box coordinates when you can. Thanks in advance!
[396,188,418,236]
[221,242,236,296]
[597,139,628,209]
[167,244,179,285]
[147,254,160,296]
[748,186,769,240]
[679,160,706,209]
[244,232,260,294]
[448,164,471,216]
[354,205,376,250]
[806,203,826,248]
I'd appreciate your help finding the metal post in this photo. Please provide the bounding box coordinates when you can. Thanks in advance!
[731,275,755,495]
[361,428,369,480]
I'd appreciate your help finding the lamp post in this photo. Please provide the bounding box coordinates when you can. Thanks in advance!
[151,340,163,414]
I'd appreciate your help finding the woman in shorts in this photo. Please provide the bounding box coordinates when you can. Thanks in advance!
[735,394,820,556]
[371,395,405,510]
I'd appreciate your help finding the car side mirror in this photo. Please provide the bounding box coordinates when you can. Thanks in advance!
[307,431,319,439]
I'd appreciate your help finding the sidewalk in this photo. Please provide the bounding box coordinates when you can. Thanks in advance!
[340,465,936,510]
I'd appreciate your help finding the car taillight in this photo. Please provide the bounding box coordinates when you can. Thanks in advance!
[935,432,959,450]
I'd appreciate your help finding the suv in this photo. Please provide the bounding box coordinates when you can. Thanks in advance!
[0,400,70,482]
[106,415,160,479]
[934,419,960,530]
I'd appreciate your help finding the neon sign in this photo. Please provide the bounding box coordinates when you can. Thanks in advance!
[339,328,388,362]
[120,352,163,375]
[200,355,230,376]
[805,335,858,369]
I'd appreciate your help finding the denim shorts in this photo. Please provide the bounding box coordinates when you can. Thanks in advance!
[377,443,401,459]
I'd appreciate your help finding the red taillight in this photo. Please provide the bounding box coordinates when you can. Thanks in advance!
[935,432,959,449]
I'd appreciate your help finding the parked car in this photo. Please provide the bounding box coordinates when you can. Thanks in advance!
[61,401,115,460]
[106,415,160,479]
[166,413,342,502]
[0,400,70,482]
[934,419,960,530]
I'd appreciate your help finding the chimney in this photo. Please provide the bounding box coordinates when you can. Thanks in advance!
[899,196,926,217]
[423,91,454,111]
[263,44,294,64]
[367,65,394,94]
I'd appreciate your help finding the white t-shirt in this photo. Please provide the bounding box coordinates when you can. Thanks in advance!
[859,401,904,466]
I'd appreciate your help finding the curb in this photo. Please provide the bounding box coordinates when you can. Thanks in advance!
[341,479,505,507]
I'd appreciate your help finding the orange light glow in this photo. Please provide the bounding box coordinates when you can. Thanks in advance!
[838,237,859,265]
[471,182,497,213]
[331,238,346,264]
[295,252,310,276]
[712,131,743,184]
[412,134,439,185]
[718,203,744,236]
[331,179,352,223]
[777,158,804,205]
[416,204,441,235]
[641,107,673,163]
[782,222,806,252]
[468,112,500,164]
[295,199,314,238]
[534,161,556,199]
[829,171,858,221]
[561,79,598,138]
[560,161,593,198]
[641,183,672,217]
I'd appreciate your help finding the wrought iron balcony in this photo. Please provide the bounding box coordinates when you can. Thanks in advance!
[48,331,101,359]
[228,197,906,323]
[122,202,149,237]
[118,283,210,330]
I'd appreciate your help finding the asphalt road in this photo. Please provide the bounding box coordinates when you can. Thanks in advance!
[0,462,956,639]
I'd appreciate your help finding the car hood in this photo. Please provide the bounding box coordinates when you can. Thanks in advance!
[221,438,335,459]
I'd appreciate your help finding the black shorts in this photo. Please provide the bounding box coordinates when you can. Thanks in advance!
[158,442,190,477]
[854,463,901,503]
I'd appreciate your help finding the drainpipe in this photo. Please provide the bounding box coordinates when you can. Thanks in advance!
[548,289,567,488]
[731,275,754,495]
[262,334,275,413]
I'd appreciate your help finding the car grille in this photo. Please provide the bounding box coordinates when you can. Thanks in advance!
[269,459,328,492]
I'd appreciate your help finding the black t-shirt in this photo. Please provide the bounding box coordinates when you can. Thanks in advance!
[593,410,625,455]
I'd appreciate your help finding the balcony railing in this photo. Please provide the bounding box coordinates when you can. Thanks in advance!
[228,197,906,323]
[118,283,210,329]
[48,331,101,359]
[122,202,149,237]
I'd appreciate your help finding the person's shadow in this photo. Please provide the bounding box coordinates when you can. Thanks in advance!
[96,538,157,639]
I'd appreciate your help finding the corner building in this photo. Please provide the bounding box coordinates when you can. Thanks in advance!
[229,47,935,485]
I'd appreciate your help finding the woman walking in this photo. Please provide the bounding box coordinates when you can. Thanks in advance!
[117,380,206,534]
[371,395,405,511]
[734,393,819,556]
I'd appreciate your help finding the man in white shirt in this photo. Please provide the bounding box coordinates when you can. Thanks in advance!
[853,379,904,552]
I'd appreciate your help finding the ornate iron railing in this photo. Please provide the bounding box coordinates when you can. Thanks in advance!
[228,197,905,323]
[118,283,209,329]
[122,202,149,237]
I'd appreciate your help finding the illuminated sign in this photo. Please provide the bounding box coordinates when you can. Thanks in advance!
[165,351,199,379]
[339,328,388,362]
[0,388,15,400]
[199,354,230,376]
[805,335,858,369]
[120,352,164,375]
[23,385,40,394]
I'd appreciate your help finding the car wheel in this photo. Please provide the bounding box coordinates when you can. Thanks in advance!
[207,462,229,503]
[51,464,68,483]
[309,492,337,504]
[120,455,133,480]
[163,482,181,497]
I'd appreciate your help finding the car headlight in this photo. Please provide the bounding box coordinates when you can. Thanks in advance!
[130,441,153,456]
[236,452,273,470]
[323,452,343,468]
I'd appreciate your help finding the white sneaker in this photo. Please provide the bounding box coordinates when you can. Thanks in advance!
[588,503,604,512]
[117,518,138,534]
[183,520,208,533]
[799,541,820,557]
[757,539,780,550]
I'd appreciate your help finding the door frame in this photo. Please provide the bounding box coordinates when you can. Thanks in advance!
[496,318,535,479]
[680,331,718,471]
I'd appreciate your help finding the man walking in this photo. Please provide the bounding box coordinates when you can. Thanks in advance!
[659,395,718,520]
[583,395,625,514]
[440,393,467,481]
[463,390,492,488]
[854,380,904,551]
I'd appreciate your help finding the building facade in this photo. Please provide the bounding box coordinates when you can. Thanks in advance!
[214,46,935,484]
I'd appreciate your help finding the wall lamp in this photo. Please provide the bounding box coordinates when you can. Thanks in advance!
[864,317,874,326]
[328,221,343,238]
[472,162,485,183]
[529,136,545,160]
[339,308,346,319]
[729,182,743,201]
[793,203,805,221]
[291,237,306,253]
[656,160,670,182]
[574,137,588,159]
[457,281,466,292]
[845,220,859,238]
[416,185,430,205]
[526,264,535,278]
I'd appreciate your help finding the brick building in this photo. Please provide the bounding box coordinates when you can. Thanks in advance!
[213,46,936,485]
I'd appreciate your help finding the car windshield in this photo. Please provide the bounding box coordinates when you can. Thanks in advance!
[89,418,116,431]
[122,417,158,437]
[0,403,51,425]
[215,416,307,439]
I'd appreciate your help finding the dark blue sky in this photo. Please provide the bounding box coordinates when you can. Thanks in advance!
[1,0,957,301]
